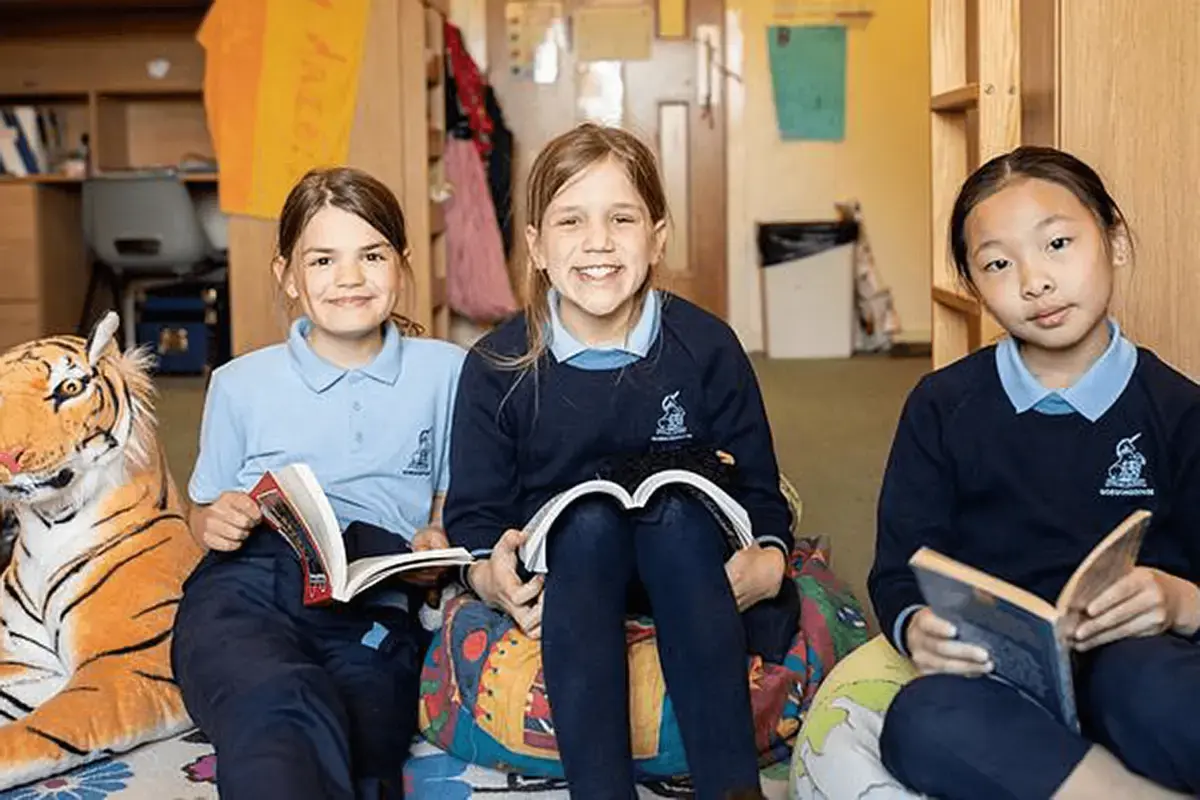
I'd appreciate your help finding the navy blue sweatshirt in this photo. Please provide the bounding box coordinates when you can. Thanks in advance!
[870,346,1200,650]
[443,294,793,557]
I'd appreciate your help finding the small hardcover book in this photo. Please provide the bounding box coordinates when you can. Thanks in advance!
[519,448,756,574]
[908,508,1152,731]
[249,463,474,606]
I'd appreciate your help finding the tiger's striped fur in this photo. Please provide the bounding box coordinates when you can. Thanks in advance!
[0,312,203,788]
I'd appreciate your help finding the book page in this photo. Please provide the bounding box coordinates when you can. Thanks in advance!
[520,480,633,573]
[633,469,754,548]
[1056,509,1151,623]
[341,547,475,600]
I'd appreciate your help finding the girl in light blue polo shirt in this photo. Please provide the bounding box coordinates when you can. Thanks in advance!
[171,167,465,800]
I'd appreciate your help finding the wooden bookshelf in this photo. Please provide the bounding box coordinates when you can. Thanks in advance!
[426,1,449,339]
[0,9,215,351]
[928,0,1018,369]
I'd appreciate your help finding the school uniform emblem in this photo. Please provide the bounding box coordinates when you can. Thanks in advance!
[652,390,692,442]
[1100,433,1154,496]
[403,428,433,476]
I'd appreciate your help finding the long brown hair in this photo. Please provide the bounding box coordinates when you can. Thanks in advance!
[275,166,423,336]
[501,123,669,370]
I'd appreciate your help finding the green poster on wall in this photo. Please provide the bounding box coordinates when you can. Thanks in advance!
[767,24,846,141]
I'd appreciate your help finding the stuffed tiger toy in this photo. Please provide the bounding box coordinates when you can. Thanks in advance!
[0,312,203,788]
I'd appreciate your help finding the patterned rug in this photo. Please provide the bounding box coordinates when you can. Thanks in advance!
[0,730,792,799]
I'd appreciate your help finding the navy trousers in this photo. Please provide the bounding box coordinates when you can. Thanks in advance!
[539,491,800,800]
[171,529,429,800]
[880,634,1200,799]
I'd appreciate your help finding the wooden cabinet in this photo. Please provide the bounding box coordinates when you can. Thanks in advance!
[930,0,1200,378]
[0,183,84,351]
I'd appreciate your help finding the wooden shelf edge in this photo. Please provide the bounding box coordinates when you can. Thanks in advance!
[0,171,217,186]
[0,86,203,100]
[426,54,442,87]
[0,89,90,102]
[97,87,205,99]
[430,201,446,237]
[0,174,81,185]
[932,286,980,315]
[432,276,446,310]
[931,83,979,112]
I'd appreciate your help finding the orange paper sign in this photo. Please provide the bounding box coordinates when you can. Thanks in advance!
[198,0,370,219]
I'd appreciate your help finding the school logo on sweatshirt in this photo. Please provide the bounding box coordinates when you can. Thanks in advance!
[652,391,692,442]
[1100,433,1154,496]
[403,428,433,476]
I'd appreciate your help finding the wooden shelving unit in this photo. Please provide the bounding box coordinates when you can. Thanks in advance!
[0,11,215,351]
[425,1,449,340]
[0,84,215,183]
[928,0,1020,369]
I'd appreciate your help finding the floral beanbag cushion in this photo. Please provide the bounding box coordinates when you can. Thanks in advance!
[789,634,927,800]
[418,535,870,780]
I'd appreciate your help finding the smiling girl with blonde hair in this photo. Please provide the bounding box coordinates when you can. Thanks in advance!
[445,123,797,799]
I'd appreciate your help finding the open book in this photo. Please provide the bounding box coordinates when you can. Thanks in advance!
[908,508,1151,731]
[248,463,474,606]
[519,469,755,573]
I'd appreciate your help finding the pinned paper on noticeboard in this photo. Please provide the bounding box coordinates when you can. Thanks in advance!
[766,24,846,141]
[572,3,654,62]
[506,1,565,82]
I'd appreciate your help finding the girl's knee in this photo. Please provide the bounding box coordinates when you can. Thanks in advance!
[1082,635,1200,735]
[880,677,948,763]
[637,491,726,567]
[547,497,631,565]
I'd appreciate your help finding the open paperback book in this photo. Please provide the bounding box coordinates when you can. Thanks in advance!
[249,463,474,606]
[519,469,755,573]
[908,508,1152,732]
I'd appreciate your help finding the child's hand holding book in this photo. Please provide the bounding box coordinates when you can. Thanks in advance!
[405,525,453,588]
[467,528,545,639]
[194,491,262,552]
[1072,567,1200,651]
[905,607,994,677]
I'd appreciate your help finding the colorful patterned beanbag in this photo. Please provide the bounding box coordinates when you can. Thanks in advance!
[418,536,870,780]
[789,634,927,800]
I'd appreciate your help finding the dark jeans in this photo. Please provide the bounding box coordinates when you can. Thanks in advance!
[880,634,1200,799]
[540,491,800,800]
[171,529,429,800]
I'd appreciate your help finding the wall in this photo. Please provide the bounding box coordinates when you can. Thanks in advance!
[725,0,931,351]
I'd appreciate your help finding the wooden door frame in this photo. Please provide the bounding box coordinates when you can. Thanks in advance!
[482,0,729,320]
[685,0,728,320]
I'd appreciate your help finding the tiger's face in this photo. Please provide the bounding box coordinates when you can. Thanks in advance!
[0,314,153,510]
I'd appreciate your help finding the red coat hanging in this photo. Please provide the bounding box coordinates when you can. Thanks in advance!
[445,22,493,157]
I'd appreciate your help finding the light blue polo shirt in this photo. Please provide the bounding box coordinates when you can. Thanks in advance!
[893,319,1139,654]
[547,288,661,370]
[189,318,466,541]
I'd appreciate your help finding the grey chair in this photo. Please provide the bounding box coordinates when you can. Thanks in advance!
[78,172,223,350]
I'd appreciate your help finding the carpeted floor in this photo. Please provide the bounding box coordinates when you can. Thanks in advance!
[154,352,931,630]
